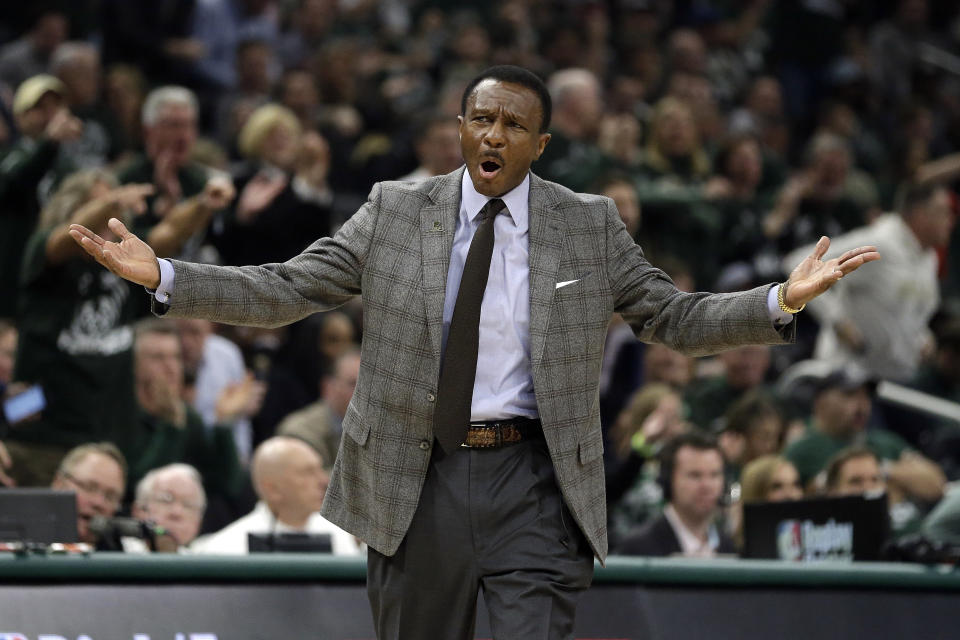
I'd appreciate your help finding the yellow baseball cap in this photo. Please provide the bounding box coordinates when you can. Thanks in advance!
[13,74,66,116]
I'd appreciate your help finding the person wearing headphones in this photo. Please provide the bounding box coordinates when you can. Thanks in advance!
[616,431,736,557]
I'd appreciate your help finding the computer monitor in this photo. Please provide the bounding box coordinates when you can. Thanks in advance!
[247,532,333,553]
[0,489,78,544]
[743,493,890,562]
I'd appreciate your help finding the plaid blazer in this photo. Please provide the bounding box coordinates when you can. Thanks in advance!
[162,168,794,561]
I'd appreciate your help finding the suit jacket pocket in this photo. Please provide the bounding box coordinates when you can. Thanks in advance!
[578,430,604,465]
[343,402,370,446]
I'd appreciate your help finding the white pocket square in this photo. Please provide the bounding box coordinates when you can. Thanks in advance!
[555,279,581,290]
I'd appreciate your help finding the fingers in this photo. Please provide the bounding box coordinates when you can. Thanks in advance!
[69,225,110,264]
[69,224,106,247]
[811,236,830,260]
[107,217,134,240]
[835,246,881,275]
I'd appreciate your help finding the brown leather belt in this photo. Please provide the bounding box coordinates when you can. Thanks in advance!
[461,417,542,448]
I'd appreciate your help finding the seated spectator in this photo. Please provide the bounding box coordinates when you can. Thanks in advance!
[727,75,790,160]
[177,317,264,465]
[617,432,736,557]
[732,455,803,550]
[607,384,692,545]
[824,446,884,497]
[127,319,246,513]
[710,133,783,286]
[763,133,874,255]
[642,343,694,390]
[277,349,360,472]
[397,112,463,182]
[784,367,945,504]
[127,463,207,551]
[717,391,787,481]
[104,64,148,153]
[50,41,121,167]
[50,442,126,547]
[0,11,68,91]
[635,96,728,287]
[684,344,772,432]
[823,446,925,536]
[740,456,803,504]
[192,436,361,555]
[638,96,712,187]
[536,68,611,192]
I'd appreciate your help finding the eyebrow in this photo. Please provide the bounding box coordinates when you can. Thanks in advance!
[471,105,531,125]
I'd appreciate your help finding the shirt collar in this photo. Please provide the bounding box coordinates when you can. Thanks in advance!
[460,169,530,231]
[664,504,721,557]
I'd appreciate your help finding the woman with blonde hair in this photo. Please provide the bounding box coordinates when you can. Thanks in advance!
[216,103,334,266]
[740,455,803,504]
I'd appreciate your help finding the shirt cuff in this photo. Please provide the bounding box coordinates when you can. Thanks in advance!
[148,258,176,303]
[767,284,794,326]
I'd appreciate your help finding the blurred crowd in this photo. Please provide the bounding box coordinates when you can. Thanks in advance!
[0,0,960,558]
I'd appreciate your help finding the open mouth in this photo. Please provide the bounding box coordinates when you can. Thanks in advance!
[479,159,502,179]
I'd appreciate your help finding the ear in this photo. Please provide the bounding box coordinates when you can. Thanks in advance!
[534,132,551,160]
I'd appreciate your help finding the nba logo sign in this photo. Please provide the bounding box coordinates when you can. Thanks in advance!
[0,634,28,640]
[776,519,803,561]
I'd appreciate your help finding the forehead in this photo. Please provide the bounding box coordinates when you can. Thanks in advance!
[675,446,722,470]
[841,455,878,474]
[154,473,201,496]
[73,452,122,481]
[467,80,543,124]
[156,102,196,121]
[139,332,180,350]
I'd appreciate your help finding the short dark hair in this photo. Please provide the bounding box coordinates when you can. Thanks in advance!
[658,431,722,501]
[460,65,552,133]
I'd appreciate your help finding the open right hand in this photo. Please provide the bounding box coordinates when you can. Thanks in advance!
[69,218,161,289]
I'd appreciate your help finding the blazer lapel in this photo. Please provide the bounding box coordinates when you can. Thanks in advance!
[421,168,464,360]
[527,173,564,365]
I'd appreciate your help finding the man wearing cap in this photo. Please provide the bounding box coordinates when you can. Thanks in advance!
[784,365,945,501]
[0,74,83,318]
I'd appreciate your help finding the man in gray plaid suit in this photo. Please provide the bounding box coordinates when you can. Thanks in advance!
[73,65,879,638]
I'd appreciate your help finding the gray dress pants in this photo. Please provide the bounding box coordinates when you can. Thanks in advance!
[367,436,594,639]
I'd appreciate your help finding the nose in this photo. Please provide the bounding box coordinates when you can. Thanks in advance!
[482,119,506,148]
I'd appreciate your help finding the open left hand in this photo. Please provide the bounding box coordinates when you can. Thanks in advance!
[69,218,161,289]
[783,236,880,310]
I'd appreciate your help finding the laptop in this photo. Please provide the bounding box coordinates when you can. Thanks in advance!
[742,493,890,561]
[0,489,78,544]
[247,532,333,553]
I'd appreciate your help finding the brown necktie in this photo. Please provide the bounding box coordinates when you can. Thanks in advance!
[433,198,507,453]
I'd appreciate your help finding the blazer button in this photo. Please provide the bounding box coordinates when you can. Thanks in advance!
[427,393,436,402]
[419,440,431,451]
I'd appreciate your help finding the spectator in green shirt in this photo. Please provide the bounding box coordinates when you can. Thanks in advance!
[784,366,945,505]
